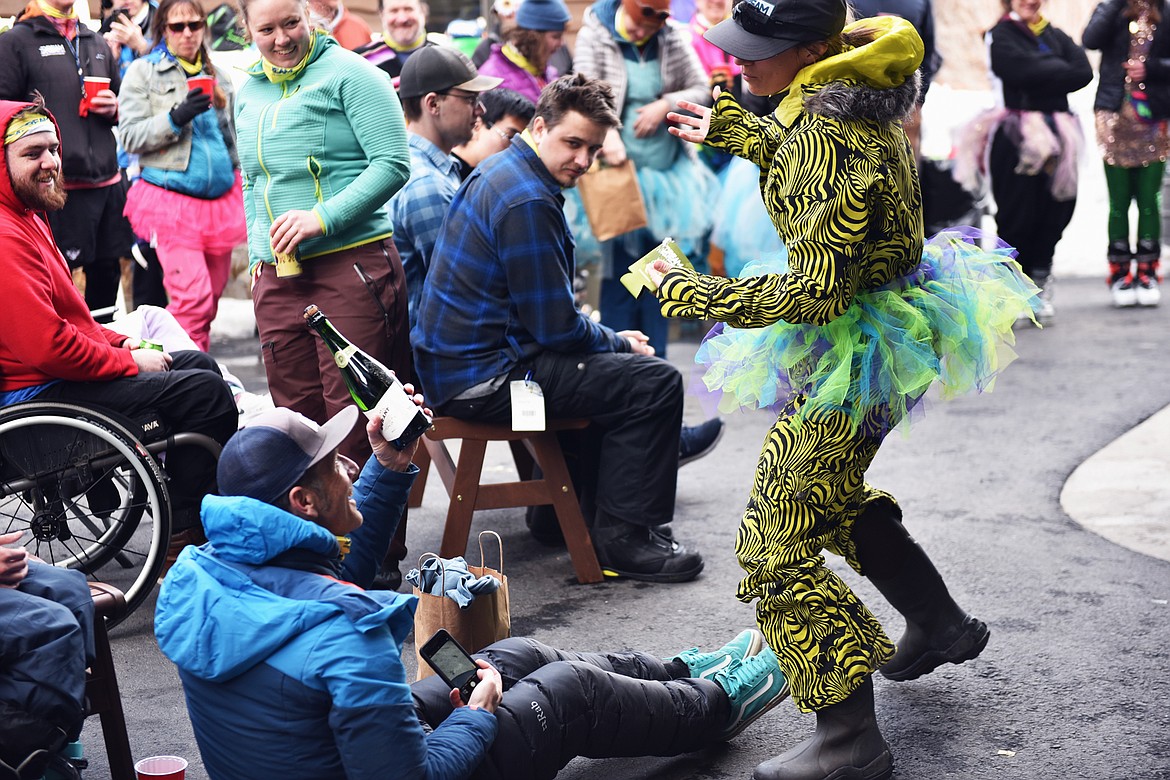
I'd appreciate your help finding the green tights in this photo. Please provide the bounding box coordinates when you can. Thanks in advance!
[1104,161,1165,245]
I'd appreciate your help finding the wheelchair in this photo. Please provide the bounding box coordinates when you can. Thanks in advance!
[0,400,222,627]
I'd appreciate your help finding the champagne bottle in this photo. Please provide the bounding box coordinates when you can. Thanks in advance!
[303,304,432,450]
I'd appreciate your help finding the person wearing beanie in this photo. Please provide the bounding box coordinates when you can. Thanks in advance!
[477,0,571,103]
[155,398,788,779]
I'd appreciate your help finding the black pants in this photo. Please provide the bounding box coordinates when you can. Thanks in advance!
[37,350,237,528]
[45,179,134,312]
[990,125,1077,282]
[411,637,728,780]
[438,351,683,527]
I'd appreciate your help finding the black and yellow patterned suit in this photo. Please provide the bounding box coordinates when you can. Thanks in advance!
[658,17,925,712]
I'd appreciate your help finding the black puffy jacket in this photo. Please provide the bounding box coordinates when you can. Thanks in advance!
[1083,0,1170,118]
[988,16,1093,114]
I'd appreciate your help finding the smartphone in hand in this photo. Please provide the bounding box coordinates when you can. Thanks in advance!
[419,629,480,703]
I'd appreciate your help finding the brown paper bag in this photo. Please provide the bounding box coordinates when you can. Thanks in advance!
[576,160,649,241]
[414,531,511,680]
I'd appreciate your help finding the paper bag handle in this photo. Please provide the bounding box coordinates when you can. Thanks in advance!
[477,530,504,573]
[416,552,447,586]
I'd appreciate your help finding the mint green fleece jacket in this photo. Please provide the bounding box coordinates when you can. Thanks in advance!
[235,35,410,271]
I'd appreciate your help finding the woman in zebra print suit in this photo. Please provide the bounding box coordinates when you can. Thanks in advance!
[652,1,1040,778]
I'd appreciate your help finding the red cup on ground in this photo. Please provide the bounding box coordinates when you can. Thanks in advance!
[81,76,110,115]
[187,75,215,96]
[134,755,188,780]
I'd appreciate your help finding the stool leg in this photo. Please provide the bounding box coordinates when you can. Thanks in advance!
[439,439,488,558]
[90,616,135,780]
[407,443,431,509]
[509,439,536,481]
[530,432,603,584]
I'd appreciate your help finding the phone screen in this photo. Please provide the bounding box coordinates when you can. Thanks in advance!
[421,631,480,701]
[431,638,477,681]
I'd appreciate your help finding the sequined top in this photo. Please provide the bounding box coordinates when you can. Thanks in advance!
[1096,0,1170,166]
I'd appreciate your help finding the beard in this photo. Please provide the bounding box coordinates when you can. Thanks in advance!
[11,167,67,211]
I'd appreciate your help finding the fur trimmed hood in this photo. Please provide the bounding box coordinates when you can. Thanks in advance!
[804,70,921,124]
[772,15,924,127]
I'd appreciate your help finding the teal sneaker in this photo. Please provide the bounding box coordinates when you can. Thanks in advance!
[672,627,765,679]
[713,647,789,740]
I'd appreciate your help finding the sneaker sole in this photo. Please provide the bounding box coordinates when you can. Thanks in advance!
[601,559,705,583]
[881,619,990,682]
[679,425,725,467]
[722,676,790,740]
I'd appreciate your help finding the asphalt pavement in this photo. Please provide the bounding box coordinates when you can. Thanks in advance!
[80,275,1170,780]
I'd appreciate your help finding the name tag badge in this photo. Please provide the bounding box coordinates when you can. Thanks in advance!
[510,376,545,432]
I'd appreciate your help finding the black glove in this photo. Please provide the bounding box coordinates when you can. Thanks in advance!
[169,88,212,127]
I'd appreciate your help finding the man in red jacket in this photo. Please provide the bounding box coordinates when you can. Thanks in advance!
[0,98,237,541]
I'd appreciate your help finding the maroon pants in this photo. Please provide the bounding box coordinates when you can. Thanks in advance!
[253,240,412,463]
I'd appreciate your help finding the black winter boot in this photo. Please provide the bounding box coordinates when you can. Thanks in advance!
[752,676,892,780]
[592,512,704,583]
[851,503,989,682]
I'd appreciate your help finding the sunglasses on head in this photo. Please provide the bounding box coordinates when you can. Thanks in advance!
[167,19,205,33]
[632,2,669,21]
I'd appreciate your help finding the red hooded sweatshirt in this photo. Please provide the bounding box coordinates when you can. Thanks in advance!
[0,100,136,392]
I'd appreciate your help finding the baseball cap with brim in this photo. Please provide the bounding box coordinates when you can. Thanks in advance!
[216,406,359,504]
[704,0,846,62]
[398,45,504,99]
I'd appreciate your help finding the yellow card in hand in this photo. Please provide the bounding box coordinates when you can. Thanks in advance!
[619,238,694,298]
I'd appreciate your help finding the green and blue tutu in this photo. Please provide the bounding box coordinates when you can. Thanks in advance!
[693,227,1041,434]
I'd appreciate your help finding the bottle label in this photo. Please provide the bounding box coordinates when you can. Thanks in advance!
[366,383,420,441]
[334,345,357,369]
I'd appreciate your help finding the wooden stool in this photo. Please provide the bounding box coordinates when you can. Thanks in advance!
[86,583,134,780]
[421,417,604,584]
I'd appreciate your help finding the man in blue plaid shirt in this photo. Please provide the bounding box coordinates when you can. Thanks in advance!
[390,47,502,328]
[413,74,705,584]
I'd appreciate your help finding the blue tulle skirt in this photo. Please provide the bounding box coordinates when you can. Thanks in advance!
[564,152,718,271]
[710,156,787,278]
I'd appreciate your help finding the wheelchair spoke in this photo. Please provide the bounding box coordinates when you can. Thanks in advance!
[0,403,173,628]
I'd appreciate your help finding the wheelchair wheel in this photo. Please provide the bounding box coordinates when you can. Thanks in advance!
[0,402,171,626]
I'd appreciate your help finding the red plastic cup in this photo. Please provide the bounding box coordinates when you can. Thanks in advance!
[134,755,188,780]
[186,75,215,96]
[81,76,110,116]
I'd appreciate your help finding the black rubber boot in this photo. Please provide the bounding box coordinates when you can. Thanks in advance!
[851,502,989,682]
[752,676,892,780]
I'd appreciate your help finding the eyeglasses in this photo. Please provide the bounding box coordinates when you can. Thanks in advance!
[440,91,483,111]
[483,117,521,143]
[166,19,205,32]
[632,2,669,21]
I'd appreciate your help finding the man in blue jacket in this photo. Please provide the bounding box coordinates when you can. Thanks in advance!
[156,399,790,780]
